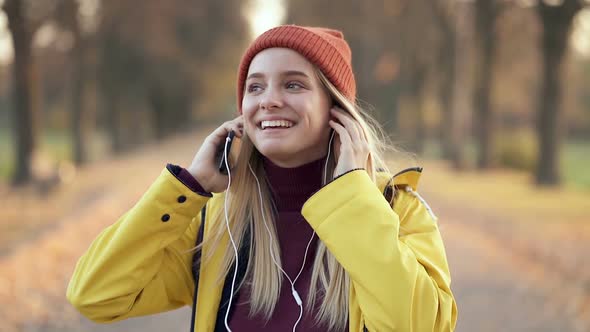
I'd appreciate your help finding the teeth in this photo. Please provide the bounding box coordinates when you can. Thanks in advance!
[261,120,293,129]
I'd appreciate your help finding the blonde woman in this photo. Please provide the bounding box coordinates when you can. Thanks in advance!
[67,25,457,332]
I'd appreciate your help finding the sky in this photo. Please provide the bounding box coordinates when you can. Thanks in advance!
[247,0,286,38]
[0,0,10,65]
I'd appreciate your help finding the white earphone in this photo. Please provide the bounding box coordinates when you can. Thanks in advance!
[222,130,335,332]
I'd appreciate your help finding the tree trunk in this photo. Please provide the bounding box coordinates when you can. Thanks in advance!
[535,1,580,186]
[102,86,125,154]
[447,2,474,170]
[474,0,497,169]
[4,0,38,186]
[383,81,401,136]
[438,28,456,161]
[71,34,89,165]
[62,0,90,166]
[408,67,427,155]
[428,1,457,162]
[149,86,169,141]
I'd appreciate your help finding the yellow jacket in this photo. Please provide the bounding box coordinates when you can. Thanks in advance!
[67,166,457,331]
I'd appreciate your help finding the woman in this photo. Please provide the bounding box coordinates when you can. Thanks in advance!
[67,25,457,332]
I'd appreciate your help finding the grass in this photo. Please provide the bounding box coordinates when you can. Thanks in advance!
[0,130,112,181]
[0,130,72,177]
[561,140,590,190]
[0,130,14,179]
[422,138,590,191]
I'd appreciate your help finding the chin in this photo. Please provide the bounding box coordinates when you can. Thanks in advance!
[256,144,291,160]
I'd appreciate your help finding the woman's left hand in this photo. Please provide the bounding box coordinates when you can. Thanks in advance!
[329,107,370,179]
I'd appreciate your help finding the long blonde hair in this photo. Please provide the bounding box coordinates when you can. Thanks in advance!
[199,68,396,331]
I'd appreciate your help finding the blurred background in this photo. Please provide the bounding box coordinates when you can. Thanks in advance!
[0,0,589,331]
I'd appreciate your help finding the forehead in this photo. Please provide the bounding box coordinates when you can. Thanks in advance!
[247,48,315,76]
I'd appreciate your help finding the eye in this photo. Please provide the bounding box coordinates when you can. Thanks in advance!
[286,81,304,90]
[247,83,263,93]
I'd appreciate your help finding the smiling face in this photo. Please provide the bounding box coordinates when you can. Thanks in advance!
[242,48,333,168]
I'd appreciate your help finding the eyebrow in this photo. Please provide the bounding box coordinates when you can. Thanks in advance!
[246,70,310,80]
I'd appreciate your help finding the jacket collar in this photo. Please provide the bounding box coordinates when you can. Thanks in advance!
[377,166,423,193]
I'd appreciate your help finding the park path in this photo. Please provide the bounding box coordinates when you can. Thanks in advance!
[1,129,586,332]
[54,198,580,332]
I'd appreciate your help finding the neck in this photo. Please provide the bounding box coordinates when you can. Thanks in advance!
[262,156,325,211]
[263,153,325,168]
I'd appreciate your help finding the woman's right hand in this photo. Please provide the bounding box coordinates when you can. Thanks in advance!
[187,116,243,193]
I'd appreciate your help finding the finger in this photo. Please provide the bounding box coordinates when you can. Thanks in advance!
[229,122,244,138]
[329,120,353,148]
[330,108,362,144]
[219,117,244,137]
[207,123,236,146]
[231,115,244,128]
[344,112,364,144]
[336,108,368,147]
[229,116,244,137]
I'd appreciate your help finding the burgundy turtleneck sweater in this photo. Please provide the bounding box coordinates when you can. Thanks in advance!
[228,157,328,331]
[176,157,341,331]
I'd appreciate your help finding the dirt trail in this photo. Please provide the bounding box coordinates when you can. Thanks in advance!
[40,193,583,332]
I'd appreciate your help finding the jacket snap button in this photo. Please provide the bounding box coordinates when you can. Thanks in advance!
[177,195,187,203]
[161,214,171,222]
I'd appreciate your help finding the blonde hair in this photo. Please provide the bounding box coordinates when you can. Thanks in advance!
[198,69,397,331]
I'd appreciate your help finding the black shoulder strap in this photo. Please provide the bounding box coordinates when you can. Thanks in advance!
[189,205,206,332]
[213,222,251,331]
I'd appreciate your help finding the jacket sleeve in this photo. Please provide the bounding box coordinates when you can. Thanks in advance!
[66,166,210,323]
[302,170,457,332]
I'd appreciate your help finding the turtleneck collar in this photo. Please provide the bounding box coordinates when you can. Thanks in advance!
[262,156,325,212]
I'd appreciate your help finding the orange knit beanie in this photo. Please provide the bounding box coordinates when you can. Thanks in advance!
[236,25,356,113]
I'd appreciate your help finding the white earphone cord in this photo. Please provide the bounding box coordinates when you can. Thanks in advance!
[223,137,240,332]
[223,131,335,332]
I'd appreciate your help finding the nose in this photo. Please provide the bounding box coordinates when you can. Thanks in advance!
[259,86,284,110]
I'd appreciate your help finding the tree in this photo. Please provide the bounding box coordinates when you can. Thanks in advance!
[473,0,505,169]
[397,0,435,155]
[3,0,38,186]
[96,0,251,153]
[535,0,584,185]
[55,0,92,165]
[428,0,457,162]
[3,0,62,185]
[427,0,471,169]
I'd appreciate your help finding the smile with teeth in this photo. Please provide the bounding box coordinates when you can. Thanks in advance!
[260,120,294,130]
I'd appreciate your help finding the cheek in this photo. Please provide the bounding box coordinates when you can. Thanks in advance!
[308,104,331,129]
[243,113,257,135]
[241,99,257,124]
[308,95,331,123]
[241,113,260,143]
